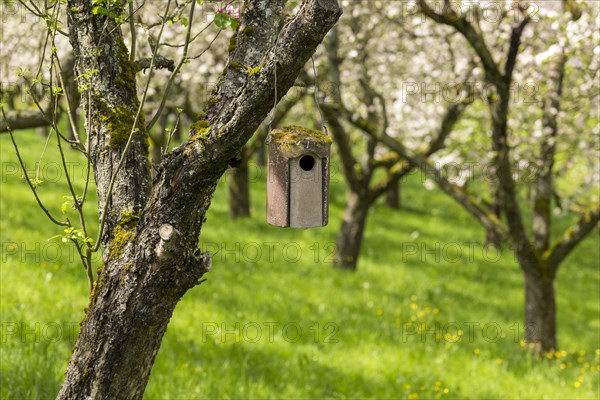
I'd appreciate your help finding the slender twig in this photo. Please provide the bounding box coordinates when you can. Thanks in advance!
[163,112,181,155]
[53,55,82,145]
[129,1,138,62]
[146,0,196,131]
[188,29,222,60]
[1,107,69,227]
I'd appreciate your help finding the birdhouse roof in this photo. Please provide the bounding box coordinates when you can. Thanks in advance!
[267,126,332,158]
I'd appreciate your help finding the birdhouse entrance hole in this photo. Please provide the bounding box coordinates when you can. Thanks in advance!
[299,155,315,171]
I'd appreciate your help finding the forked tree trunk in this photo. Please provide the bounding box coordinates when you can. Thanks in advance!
[523,266,557,353]
[228,161,251,219]
[385,179,400,209]
[57,0,341,398]
[335,192,371,270]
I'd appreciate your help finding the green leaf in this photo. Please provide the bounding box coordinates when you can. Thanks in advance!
[214,13,230,29]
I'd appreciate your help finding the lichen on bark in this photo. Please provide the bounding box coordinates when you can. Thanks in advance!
[190,120,212,141]
[92,96,147,150]
[108,211,141,259]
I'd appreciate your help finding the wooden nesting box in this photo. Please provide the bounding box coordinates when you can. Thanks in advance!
[267,126,332,228]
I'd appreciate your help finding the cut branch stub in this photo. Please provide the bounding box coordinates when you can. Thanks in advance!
[267,126,332,228]
[159,223,175,241]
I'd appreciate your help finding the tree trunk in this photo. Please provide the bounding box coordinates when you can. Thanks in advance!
[523,267,557,353]
[335,192,371,270]
[256,144,266,167]
[485,194,502,247]
[228,161,251,219]
[57,0,341,398]
[385,179,400,209]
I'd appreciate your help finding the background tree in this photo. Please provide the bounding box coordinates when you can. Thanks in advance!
[371,0,599,353]
[318,4,475,270]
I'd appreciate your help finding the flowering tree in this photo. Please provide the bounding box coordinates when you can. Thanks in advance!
[309,2,476,270]
[372,0,599,353]
[2,0,341,398]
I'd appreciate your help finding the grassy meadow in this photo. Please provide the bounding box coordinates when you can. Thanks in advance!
[0,129,599,399]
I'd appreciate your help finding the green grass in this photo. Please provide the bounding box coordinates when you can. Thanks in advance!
[1,130,599,399]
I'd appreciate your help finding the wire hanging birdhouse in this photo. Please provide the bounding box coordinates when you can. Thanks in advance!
[267,126,332,228]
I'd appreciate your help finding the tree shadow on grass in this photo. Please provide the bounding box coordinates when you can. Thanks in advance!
[152,335,470,399]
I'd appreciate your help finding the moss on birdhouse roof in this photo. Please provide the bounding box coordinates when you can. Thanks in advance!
[269,125,332,145]
[268,126,332,158]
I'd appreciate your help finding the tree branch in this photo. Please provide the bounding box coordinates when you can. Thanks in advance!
[504,16,531,84]
[418,0,503,85]
[146,0,342,244]
[0,107,54,133]
[548,205,600,268]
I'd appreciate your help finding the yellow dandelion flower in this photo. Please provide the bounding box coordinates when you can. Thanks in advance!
[410,295,417,302]
[559,363,566,369]
[574,381,581,388]
[443,388,449,394]
[474,348,481,355]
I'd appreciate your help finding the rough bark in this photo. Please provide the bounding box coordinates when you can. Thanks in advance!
[335,192,371,270]
[57,1,341,398]
[65,0,152,253]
